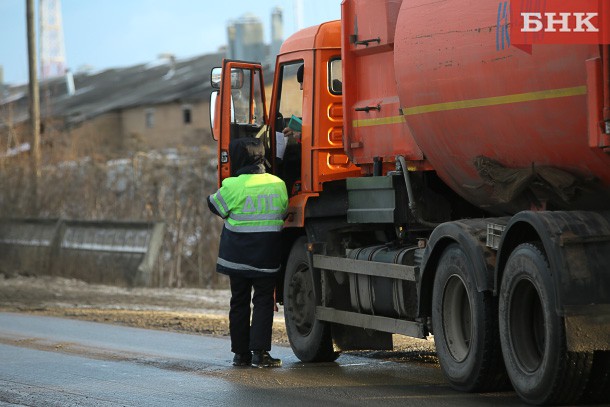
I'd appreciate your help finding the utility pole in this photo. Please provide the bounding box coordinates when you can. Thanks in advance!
[26,0,41,215]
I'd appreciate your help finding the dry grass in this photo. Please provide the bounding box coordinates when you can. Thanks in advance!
[0,145,227,288]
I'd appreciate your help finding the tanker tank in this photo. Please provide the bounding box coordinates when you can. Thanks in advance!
[394,0,610,213]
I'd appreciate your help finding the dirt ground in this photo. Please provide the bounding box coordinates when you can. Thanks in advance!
[0,274,438,365]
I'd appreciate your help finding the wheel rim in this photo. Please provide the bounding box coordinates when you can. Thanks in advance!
[288,261,315,336]
[508,278,545,373]
[442,274,473,362]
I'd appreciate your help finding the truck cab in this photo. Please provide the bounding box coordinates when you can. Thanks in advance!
[210,20,359,229]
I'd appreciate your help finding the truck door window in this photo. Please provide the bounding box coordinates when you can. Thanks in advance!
[232,69,264,127]
[329,58,342,95]
[276,62,304,128]
[232,67,273,172]
[275,61,304,196]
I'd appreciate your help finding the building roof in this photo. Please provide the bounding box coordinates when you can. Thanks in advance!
[1,52,224,127]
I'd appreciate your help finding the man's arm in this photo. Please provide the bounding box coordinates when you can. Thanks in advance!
[207,187,231,219]
[282,127,301,141]
[207,195,221,217]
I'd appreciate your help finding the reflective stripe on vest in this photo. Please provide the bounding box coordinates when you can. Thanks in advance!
[224,221,283,233]
[218,174,288,234]
[211,190,230,218]
[229,212,285,222]
[217,257,280,273]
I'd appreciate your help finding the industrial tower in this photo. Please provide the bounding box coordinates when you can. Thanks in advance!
[271,7,283,61]
[39,0,67,80]
[294,0,303,31]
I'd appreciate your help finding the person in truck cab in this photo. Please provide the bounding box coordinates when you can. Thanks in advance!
[281,64,304,141]
[207,137,288,368]
[278,64,303,195]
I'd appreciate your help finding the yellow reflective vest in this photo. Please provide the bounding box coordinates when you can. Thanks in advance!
[209,173,288,276]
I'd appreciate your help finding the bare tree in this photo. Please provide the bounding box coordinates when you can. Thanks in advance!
[0,145,226,288]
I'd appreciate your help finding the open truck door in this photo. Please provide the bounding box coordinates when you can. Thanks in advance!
[210,60,268,186]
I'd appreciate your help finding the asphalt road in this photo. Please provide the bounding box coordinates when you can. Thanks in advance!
[0,312,526,406]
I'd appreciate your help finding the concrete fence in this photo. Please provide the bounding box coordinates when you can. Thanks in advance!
[0,218,165,287]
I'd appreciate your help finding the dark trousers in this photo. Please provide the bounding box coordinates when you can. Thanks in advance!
[229,275,276,354]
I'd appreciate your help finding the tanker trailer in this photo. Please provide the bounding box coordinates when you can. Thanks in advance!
[209,0,610,404]
[340,0,610,403]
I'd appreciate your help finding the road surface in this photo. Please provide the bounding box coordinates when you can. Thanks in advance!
[0,312,525,406]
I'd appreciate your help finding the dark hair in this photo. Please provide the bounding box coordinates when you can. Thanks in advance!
[296,64,304,84]
[229,137,265,176]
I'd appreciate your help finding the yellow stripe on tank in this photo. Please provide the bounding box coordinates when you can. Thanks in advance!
[351,86,587,128]
[401,86,587,116]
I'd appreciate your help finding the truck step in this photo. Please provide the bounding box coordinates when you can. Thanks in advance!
[316,306,426,338]
[313,254,417,281]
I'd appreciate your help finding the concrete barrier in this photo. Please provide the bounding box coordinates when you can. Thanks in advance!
[0,219,165,287]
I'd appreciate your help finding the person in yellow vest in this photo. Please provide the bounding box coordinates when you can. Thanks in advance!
[208,137,288,368]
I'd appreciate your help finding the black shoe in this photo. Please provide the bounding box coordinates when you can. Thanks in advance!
[251,351,282,368]
[232,352,252,366]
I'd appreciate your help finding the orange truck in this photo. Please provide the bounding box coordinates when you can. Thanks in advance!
[209,0,610,404]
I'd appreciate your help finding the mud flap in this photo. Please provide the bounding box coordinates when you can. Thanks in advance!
[332,324,393,351]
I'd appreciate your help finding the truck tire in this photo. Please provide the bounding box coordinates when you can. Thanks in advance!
[499,243,593,405]
[284,236,337,362]
[432,243,508,392]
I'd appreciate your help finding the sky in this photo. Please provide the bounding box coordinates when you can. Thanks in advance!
[0,0,341,85]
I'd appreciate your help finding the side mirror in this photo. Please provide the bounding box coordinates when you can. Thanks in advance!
[211,68,222,89]
[210,67,245,90]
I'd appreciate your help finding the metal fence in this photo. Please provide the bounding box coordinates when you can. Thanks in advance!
[0,218,165,287]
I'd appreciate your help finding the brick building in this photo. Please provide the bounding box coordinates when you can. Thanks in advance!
[0,53,223,161]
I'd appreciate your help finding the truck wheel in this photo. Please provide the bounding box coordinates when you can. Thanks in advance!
[499,243,593,405]
[432,243,508,392]
[284,236,337,362]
